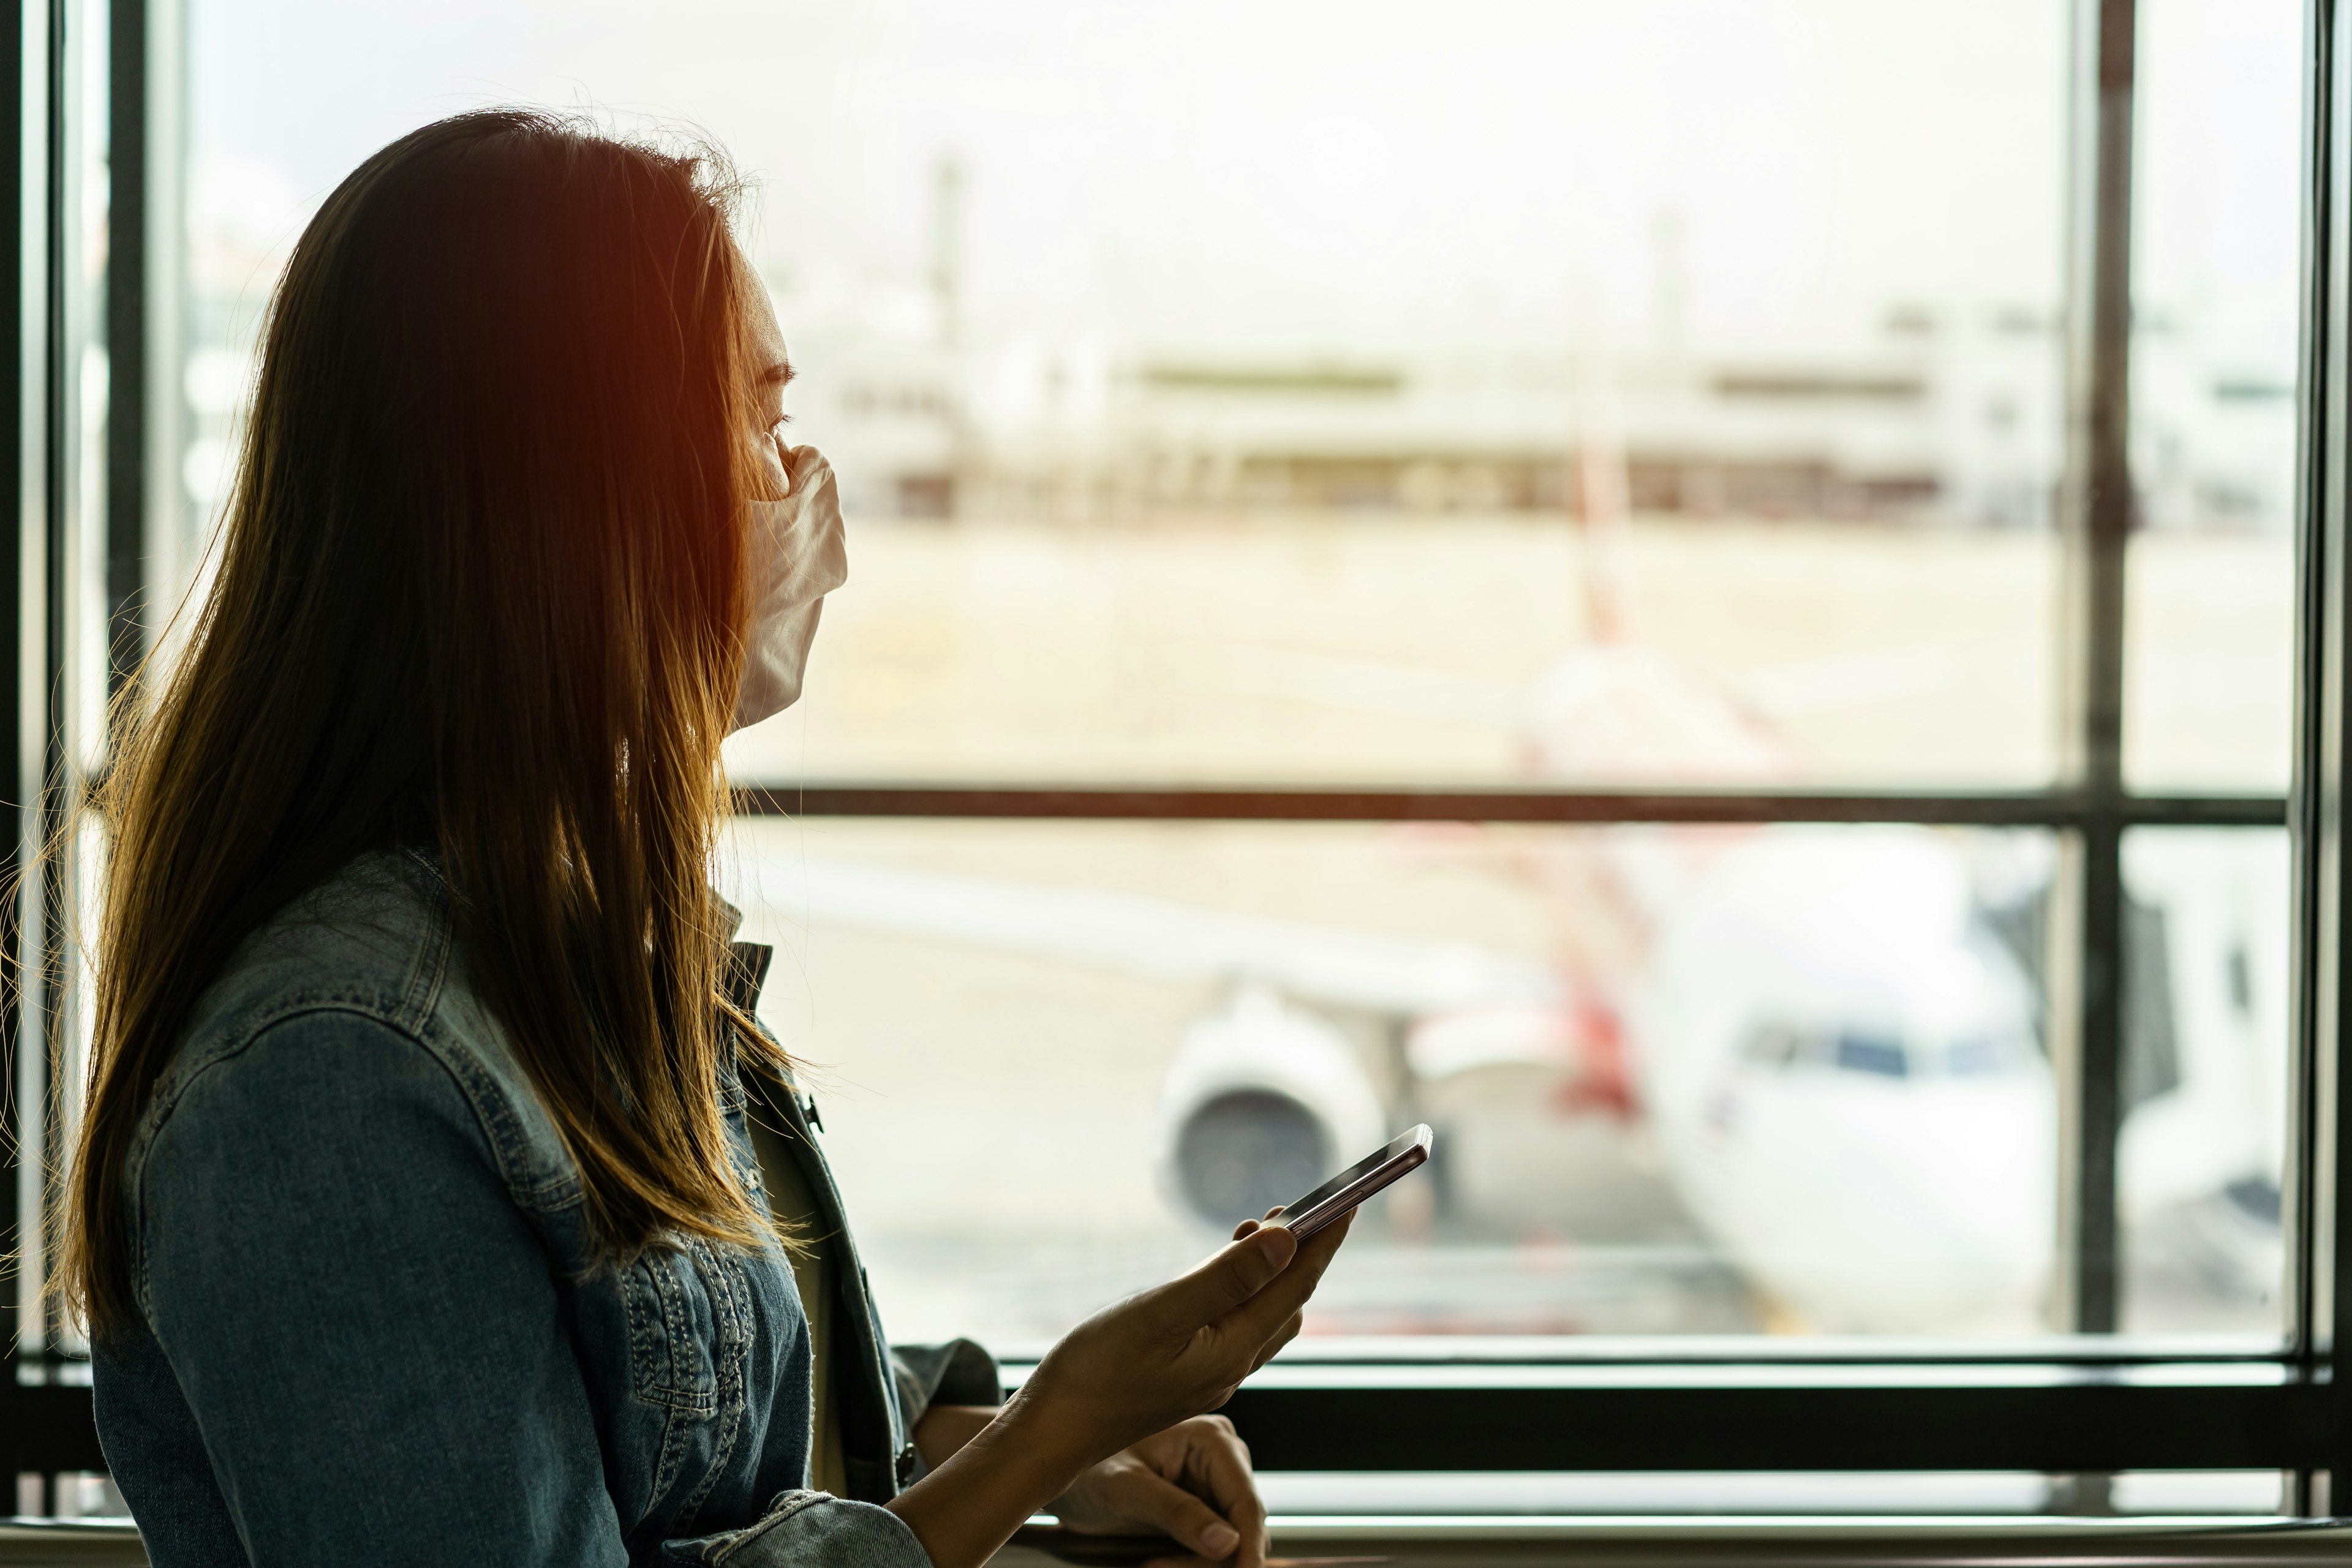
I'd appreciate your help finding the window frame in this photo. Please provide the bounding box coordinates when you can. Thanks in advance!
[6,0,2349,1512]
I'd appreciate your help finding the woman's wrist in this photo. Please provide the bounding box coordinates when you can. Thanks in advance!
[987,1384,1106,1494]
[911,1403,1000,1469]
[887,1395,1104,1568]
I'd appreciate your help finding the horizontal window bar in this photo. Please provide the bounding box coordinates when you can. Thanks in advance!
[1,1387,107,1474]
[9,1517,2352,1564]
[1182,1334,2297,1366]
[1249,1470,2279,1519]
[1239,1365,2295,1392]
[733,783,2287,829]
[1036,1520,2352,1562]
[1005,1362,2297,1393]
[11,1378,2339,1478]
[1216,1382,2339,1472]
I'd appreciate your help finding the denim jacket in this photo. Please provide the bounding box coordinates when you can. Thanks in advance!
[92,850,999,1567]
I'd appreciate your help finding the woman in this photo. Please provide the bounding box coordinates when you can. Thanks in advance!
[65,109,1348,1567]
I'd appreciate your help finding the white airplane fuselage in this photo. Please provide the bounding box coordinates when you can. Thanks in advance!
[1632,827,2056,1332]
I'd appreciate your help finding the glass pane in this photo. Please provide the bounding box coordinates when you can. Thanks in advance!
[186,0,2073,788]
[723,818,2079,1347]
[2117,829,2289,1337]
[2124,0,2301,794]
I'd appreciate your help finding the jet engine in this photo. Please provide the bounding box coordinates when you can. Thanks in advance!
[1155,986,1388,1229]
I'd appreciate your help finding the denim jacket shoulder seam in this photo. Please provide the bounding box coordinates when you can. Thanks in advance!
[129,1000,445,1330]
[129,997,575,1330]
[390,861,453,1034]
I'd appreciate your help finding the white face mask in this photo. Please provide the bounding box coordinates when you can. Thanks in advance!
[732,443,848,733]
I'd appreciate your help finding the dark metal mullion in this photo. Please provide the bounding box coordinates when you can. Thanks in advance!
[2075,820,2125,1336]
[730,783,2283,828]
[2283,0,2345,1516]
[0,0,26,1401]
[2060,0,2138,1341]
[2304,0,2352,1507]
[32,0,64,1389]
[102,0,142,707]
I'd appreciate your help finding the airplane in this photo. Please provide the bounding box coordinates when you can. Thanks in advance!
[726,821,2061,1333]
[723,372,2285,1337]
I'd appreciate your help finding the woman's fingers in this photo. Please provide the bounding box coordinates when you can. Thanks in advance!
[1056,1208,1343,1453]
[1151,1227,1298,1333]
[1114,1467,1246,1561]
[1177,1417,1268,1568]
[1211,1211,1351,1355]
[1246,1311,1303,1376]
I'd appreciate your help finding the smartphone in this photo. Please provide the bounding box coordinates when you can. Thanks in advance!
[1270,1125,1434,1240]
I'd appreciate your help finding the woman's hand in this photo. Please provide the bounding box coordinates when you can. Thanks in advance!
[887,1213,1350,1568]
[1005,1210,1351,1472]
[1054,1416,1268,1568]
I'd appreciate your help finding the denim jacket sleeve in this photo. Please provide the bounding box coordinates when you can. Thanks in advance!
[127,1009,631,1565]
[657,1344,995,1561]
[121,1008,930,1568]
[662,1492,929,1567]
[891,1342,1003,1427]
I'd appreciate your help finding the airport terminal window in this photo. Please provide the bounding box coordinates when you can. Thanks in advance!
[179,0,2081,793]
[10,0,2352,1515]
[2124,0,2302,796]
[723,820,2078,1342]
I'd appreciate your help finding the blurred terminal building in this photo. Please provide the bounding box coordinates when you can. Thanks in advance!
[178,183,2291,540]
[773,288,2292,536]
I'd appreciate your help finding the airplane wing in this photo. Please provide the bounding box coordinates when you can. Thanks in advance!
[729,853,1560,1018]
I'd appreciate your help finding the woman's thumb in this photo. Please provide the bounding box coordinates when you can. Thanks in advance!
[1156,1226,1297,1327]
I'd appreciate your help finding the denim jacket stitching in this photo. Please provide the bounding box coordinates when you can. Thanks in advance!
[399,1008,583,1215]
[625,1235,765,1530]
[362,851,579,1214]
[622,1257,664,1405]
[671,1241,756,1536]
[639,1341,693,1521]
[702,1489,823,1564]
[127,965,589,1330]
[116,856,870,1558]
[636,1300,693,1516]
[627,1251,712,1520]
[388,862,451,1034]
[646,1248,720,1414]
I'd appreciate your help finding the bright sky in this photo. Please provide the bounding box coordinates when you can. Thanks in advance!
[188,0,2297,364]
